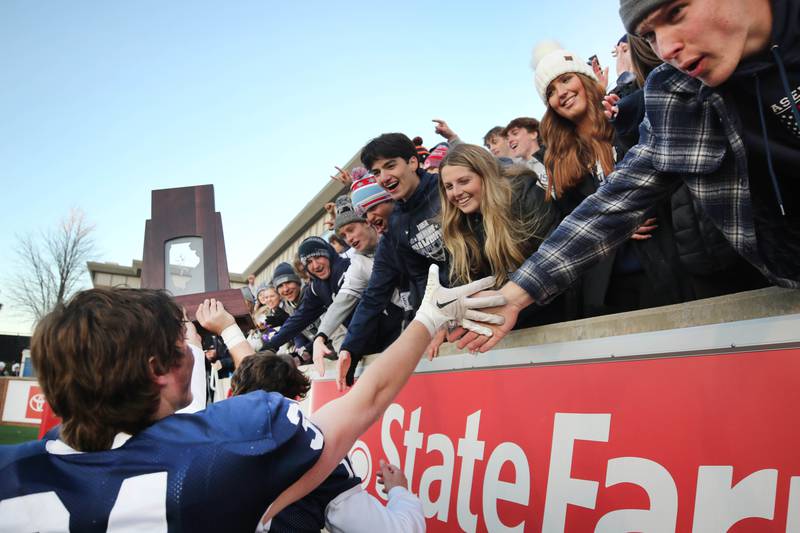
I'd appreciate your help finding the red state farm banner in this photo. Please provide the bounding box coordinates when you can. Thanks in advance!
[311,348,800,532]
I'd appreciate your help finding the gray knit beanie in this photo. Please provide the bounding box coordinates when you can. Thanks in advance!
[333,195,365,232]
[619,0,671,34]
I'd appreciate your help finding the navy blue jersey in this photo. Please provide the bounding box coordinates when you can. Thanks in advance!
[0,391,323,532]
[270,456,362,532]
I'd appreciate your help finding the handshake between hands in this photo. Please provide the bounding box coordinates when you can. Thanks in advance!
[325,265,509,390]
[192,264,512,391]
[413,264,506,338]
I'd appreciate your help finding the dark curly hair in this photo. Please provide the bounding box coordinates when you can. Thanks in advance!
[360,132,417,171]
[32,288,185,451]
[231,351,311,400]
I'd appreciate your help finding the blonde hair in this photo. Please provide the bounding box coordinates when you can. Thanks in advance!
[541,73,616,198]
[438,144,548,287]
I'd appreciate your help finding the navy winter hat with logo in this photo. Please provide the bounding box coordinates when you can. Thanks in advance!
[298,236,331,265]
[271,262,301,288]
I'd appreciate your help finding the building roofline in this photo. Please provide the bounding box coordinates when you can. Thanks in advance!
[243,152,360,275]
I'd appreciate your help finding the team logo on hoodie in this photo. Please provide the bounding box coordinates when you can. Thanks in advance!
[409,219,446,262]
[770,82,800,139]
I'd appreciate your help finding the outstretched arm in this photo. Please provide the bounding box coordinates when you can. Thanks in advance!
[260,265,505,524]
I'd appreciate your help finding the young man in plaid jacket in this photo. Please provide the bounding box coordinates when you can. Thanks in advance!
[463,0,800,352]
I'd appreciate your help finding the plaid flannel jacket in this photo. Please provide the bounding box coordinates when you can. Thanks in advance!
[512,64,799,305]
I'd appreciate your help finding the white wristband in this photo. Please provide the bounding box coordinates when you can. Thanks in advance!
[220,324,246,348]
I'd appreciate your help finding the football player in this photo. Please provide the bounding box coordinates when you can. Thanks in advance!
[231,352,425,532]
[0,266,503,531]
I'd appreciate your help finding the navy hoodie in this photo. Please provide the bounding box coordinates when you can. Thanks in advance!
[723,0,800,281]
[341,169,447,358]
[264,241,351,352]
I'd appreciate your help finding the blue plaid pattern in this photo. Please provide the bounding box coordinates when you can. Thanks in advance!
[512,64,799,304]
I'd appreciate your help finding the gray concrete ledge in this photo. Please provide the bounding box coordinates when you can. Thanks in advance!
[311,287,800,380]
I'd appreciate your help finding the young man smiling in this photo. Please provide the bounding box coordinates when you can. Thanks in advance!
[503,117,543,163]
[461,0,800,352]
[262,237,351,360]
[336,133,447,388]
[312,196,405,376]
[269,262,317,356]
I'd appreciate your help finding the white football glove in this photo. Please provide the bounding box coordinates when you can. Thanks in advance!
[414,265,506,337]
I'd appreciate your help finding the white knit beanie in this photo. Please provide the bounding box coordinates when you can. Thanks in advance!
[531,40,597,104]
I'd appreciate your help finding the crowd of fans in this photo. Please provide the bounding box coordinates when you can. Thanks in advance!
[219,16,800,389]
[6,1,799,530]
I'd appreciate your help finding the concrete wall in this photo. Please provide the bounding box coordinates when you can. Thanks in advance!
[310,286,800,379]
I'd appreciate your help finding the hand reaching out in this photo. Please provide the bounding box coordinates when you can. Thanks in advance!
[432,118,457,142]
[182,309,202,349]
[631,217,658,240]
[195,299,235,335]
[591,57,609,90]
[425,328,447,361]
[414,265,507,337]
[377,460,408,494]
[335,350,351,392]
[313,336,332,377]
[451,281,534,354]
[603,93,621,120]
[330,166,352,187]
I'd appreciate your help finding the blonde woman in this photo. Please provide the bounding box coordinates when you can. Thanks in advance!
[427,143,564,359]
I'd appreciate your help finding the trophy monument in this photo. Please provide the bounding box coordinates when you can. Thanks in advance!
[141,184,253,329]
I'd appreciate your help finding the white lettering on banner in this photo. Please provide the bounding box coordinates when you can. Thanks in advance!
[419,434,455,520]
[692,466,778,531]
[787,477,800,533]
[378,403,405,501]
[594,457,677,532]
[482,442,529,533]
[378,405,792,531]
[403,407,424,492]
[542,413,609,531]
[456,411,485,533]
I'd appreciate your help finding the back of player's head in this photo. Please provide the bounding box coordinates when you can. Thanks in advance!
[360,133,418,171]
[31,288,185,451]
[231,351,311,400]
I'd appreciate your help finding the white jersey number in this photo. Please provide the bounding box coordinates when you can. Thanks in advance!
[0,472,167,533]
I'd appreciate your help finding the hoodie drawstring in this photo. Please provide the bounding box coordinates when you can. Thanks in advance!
[753,42,800,217]
[754,73,787,216]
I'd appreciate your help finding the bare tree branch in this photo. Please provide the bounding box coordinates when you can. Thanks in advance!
[8,209,96,322]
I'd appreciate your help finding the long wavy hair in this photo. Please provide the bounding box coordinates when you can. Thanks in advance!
[628,33,662,86]
[438,144,548,287]
[541,72,616,198]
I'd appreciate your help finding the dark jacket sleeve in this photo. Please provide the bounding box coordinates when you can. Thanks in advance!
[611,88,646,154]
[265,289,326,352]
[340,236,401,357]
